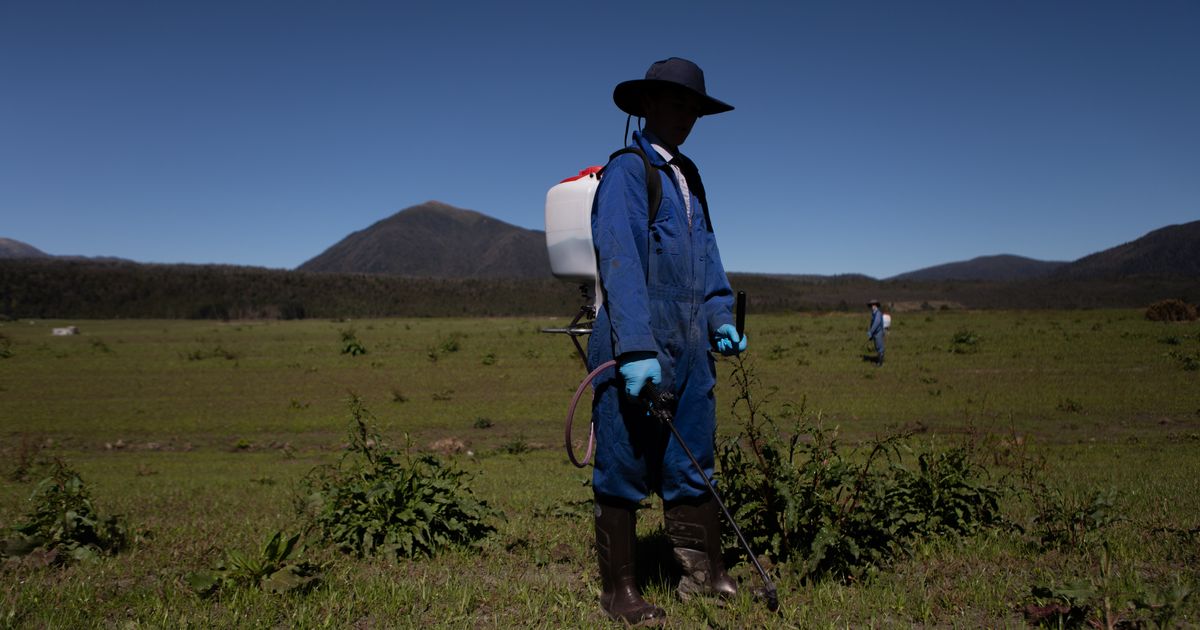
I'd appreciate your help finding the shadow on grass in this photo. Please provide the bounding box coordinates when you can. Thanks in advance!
[634,529,678,593]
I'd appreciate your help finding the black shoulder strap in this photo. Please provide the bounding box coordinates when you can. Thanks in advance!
[605,147,662,226]
[603,146,714,233]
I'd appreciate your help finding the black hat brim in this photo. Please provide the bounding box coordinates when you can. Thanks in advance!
[613,79,734,118]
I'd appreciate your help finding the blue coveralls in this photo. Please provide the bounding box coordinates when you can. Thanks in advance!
[588,130,736,504]
[868,309,885,364]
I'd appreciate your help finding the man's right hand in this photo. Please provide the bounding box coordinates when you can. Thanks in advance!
[618,352,662,398]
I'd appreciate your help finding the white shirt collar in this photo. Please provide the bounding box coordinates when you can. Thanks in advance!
[649,144,692,224]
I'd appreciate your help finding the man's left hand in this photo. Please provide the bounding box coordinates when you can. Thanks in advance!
[713,324,747,356]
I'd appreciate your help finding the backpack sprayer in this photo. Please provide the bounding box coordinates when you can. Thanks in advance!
[541,165,605,370]
[543,163,779,612]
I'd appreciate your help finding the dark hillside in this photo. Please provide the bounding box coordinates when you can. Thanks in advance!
[0,259,576,320]
[2,259,1194,320]
[727,273,1197,312]
[889,254,1067,281]
[1057,220,1200,278]
[298,201,552,279]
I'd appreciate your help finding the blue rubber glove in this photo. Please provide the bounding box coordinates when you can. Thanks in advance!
[713,324,747,356]
[618,352,662,398]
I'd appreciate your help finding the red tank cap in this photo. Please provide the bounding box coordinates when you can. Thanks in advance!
[559,166,603,184]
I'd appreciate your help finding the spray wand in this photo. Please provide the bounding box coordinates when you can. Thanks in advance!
[637,290,778,612]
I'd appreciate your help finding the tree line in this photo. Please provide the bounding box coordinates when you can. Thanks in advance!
[1,259,1194,320]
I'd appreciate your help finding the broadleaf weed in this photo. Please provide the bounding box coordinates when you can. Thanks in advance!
[187,530,323,598]
[718,356,1006,582]
[0,458,130,565]
[296,396,501,559]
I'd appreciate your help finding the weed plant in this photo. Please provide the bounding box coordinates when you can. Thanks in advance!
[296,396,500,559]
[950,329,981,353]
[186,530,323,598]
[1170,349,1200,371]
[6,436,47,483]
[1,459,129,565]
[339,328,367,356]
[1028,542,1194,628]
[718,357,1004,581]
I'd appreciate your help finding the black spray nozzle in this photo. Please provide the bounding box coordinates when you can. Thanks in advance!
[637,382,676,424]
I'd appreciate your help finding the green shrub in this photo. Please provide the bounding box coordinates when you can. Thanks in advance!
[884,448,1003,540]
[1056,398,1084,413]
[950,329,980,353]
[6,435,47,482]
[498,434,531,455]
[1169,350,1200,371]
[184,346,238,361]
[186,530,323,598]
[297,397,500,559]
[438,335,461,354]
[339,329,367,356]
[426,334,463,361]
[1,459,129,564]
[1025,543,1191,629]
[1028,487,1120,551]
[717,359,1005,581]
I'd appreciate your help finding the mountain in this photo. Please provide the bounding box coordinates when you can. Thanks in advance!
[1056,220,1200,278]
[889,221,1200,281]
[889,254,1068,282]
[0,238,51,259]
[298,201,552,279]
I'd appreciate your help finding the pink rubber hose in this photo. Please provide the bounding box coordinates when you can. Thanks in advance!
[565,359,615,468]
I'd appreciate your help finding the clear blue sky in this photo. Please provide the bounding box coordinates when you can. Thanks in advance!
[2,1,1197,278]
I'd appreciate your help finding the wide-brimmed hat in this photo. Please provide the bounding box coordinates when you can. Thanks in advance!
[867,299,881,307]
[613,57,734,118]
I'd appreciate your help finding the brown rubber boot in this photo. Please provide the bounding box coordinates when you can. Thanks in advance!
[594,498,666,625]
[663,494,738,601]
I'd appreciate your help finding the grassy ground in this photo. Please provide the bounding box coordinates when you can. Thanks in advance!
[1,310,1198,627]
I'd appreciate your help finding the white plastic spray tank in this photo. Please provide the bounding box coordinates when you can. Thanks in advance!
[544,165,604,309]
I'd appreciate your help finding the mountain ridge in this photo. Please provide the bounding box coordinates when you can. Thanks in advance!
[297,201,553,278]
[1057,220,1200,278]
[4,211,1196,281]
[888,220,1199,281]
[0,237,51,259]
[888,254,1069,282]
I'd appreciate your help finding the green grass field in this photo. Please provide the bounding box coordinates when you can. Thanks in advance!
[1,310,1198,627]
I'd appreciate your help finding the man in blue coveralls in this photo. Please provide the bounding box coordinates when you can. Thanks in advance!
[588,57,747,625]
[868,299,885,366]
